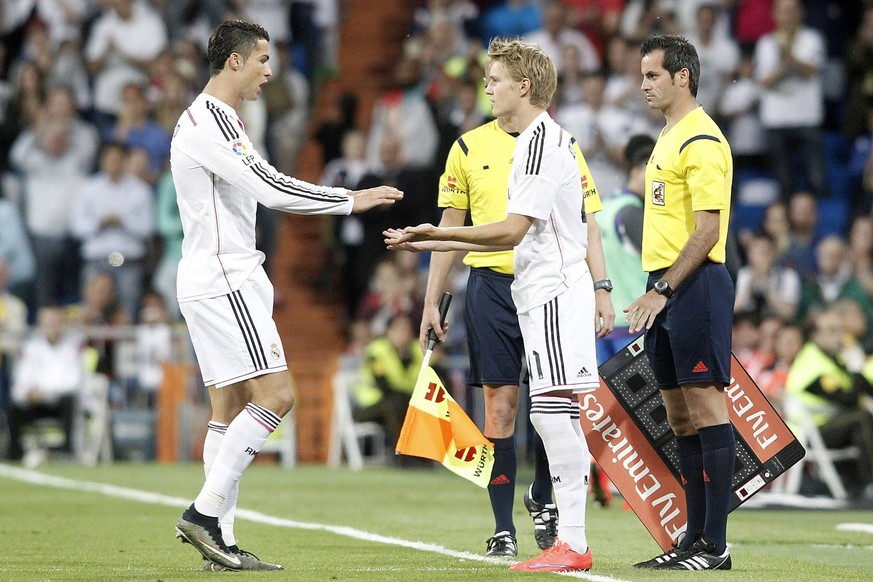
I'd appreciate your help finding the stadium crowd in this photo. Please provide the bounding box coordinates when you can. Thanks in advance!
[0,0,872,495]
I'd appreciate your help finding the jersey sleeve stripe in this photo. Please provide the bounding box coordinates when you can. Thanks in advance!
[250,162,349,202]
[457,136,469,156]
[206,101,240,141]
[525,123,546,175]
[679,134,721,154]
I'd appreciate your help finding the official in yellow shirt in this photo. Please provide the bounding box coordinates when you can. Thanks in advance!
[626,35,736,571]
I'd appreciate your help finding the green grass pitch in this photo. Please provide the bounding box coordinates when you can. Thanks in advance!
[1,461,872,581]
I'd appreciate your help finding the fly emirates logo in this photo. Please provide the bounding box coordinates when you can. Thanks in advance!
[579,392,686,545]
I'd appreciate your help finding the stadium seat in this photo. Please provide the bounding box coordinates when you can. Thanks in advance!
[261,404,297,469]
[328,357,387,470]
[780,393,860,500]
[20,369,113,468]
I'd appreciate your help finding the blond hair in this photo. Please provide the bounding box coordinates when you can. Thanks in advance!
[486,38,557,109]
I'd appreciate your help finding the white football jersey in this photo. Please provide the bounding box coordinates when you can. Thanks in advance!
[507,111,589,314]
[171,94,353,301]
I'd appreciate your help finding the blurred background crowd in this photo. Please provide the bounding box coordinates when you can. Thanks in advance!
[0,0,872,497]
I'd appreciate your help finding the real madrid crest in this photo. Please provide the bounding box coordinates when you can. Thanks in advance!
[271,343,280,360]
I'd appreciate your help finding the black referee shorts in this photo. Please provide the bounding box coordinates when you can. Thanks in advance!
[644,262,734,389]
[464,267,525,388]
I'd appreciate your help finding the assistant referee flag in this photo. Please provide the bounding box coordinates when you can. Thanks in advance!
[395,365,494,488]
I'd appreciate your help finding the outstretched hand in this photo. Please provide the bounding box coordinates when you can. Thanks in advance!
[350,186,403,213]
[383,224,442,252]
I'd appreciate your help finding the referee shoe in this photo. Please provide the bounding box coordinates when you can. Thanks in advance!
[485,531,517,557]
[633,544,696,569]
[665,533,731,571]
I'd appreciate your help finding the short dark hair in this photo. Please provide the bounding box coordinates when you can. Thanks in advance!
[624,134,655,170]
[640,35,700,98]
[207,20,270,75]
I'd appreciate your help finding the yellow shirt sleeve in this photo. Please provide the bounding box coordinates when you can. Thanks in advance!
[573,139,602,214]
[438,138,471,210]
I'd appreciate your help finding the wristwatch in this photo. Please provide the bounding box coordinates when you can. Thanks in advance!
[653,280,674,299]
[593,278,613,293]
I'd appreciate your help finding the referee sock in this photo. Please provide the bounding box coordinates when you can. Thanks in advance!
[194,403,280,518]
[530,395,589,554]
[486,435,516,536]
[700,423,736,555]
[529,431,554,504]
[676,434,704,550]
[204,421,239,546]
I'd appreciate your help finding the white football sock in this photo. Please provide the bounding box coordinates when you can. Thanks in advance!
[194,403,280,518]
[204,421,239,546]
[530,395,589,554]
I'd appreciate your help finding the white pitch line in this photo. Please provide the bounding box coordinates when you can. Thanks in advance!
[0,464,628,582]
[837,523,873,535]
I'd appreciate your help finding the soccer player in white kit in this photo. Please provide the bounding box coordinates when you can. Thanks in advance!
[171,20,402,571]
[384,38,606,572]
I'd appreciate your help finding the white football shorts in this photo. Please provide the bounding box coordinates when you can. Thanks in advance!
[180,267,288,388]
[518,274,599,396]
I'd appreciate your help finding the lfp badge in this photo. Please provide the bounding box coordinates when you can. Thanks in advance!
[231,140,248,156]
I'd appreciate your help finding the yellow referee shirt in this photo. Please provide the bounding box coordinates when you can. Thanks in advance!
[642,107,732,272]
[438,119,602,274]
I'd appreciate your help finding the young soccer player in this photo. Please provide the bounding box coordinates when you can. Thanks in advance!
[385,37,612,572]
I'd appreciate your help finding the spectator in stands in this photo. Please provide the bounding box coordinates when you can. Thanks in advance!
[0,194,35,303]
[366,53,439,171]
[556,70,634,199]
[555,44,588,107]
[524,0,600,75]
[0,258,28,407]
[847,215,873,299]
[832,297,873,357]
[132,289,172,408]
[719,49,767,176]
[261,40,310,176]
[411,0,480,41]
[843,6,873,141]
[104,81,171,183]
[153,170,183,320]
[754,0,827,199]
[0,60,45,172]
[686,1,740,116]
[314,90,358,166]
[352,312,422,451]
[355,256,421,339]
[480,0,542,46]
[618,0,680,40]
[10,116,91,309]
[758,200,791,261]
[355,134,437,321]
[562,0,623,56]
[67,271,128,328]
[782,191,819,279]
[7,305,86,461]
[734,233,801,322]
[69,142,155,322]
[786,308,873,499]
[319,129,373,309]
[732,0,775,49]
[796,235,873,332]
[594,134,654,362]
[84,0,168,129]
[758,322,804,409]
[848,102,873,216]
[42,84,99,167]
[152,68,192,136]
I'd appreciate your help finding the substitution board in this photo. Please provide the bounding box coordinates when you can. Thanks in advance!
[581,335,806,551]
